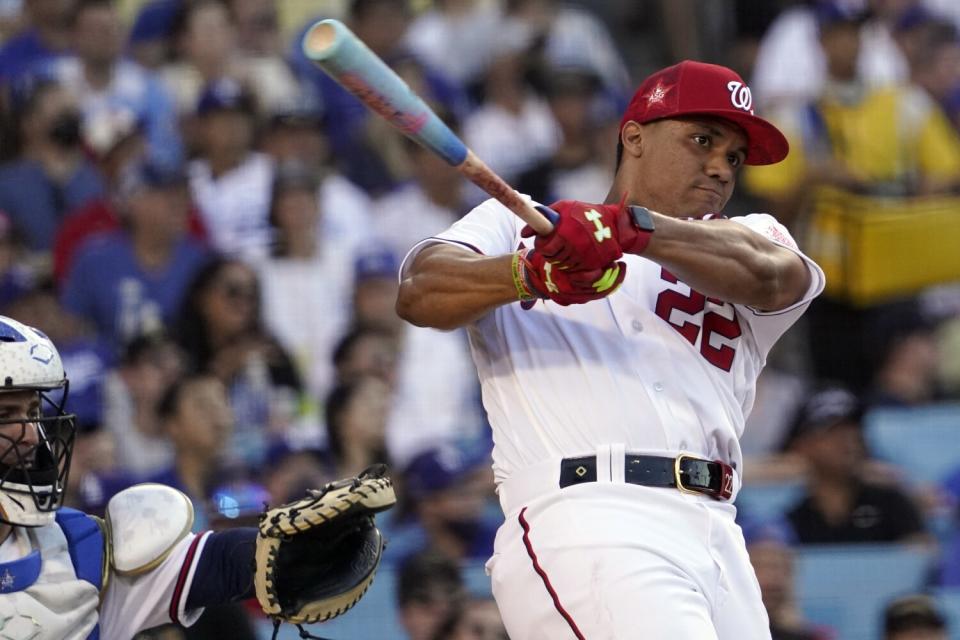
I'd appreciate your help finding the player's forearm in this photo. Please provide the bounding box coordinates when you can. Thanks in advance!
[643,214,808,310]
[397,245,519,330]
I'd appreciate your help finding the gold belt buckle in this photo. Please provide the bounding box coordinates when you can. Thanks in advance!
[673,454,700,496]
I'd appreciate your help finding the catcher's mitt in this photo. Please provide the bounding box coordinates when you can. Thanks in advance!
[255,464,396,638]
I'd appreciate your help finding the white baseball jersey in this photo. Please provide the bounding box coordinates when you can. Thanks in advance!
[402,198,825,485]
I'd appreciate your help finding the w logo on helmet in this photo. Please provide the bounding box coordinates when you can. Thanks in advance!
[726,81,753,114]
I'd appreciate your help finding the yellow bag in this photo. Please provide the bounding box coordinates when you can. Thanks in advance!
[805,188,960,306]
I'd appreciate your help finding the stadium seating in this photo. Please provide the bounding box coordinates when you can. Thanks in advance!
[864,404,960,486]
[795,544,936,640]
[735,480,806,523]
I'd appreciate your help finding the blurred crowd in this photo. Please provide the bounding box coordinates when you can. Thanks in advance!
[1,0,960,637]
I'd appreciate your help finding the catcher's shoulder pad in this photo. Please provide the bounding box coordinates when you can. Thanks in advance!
[106,483,194,576]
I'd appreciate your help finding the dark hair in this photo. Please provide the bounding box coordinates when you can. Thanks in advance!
[268,162,320,257]
[884,594,946,633]
[69,0,115,27]
[331,325,394,372]
[157,373,214,422]
[396,549,464,609]
[323,375,389,463]
[349,0,409,22]
[171,0,231,42]
[120,331,175,366]
[1,77,60,160]
[172,255,262,372]
[615,139,624,172]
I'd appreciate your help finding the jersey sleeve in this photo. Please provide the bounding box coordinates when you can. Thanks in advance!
[729,213,825,356]
[399,197,523,280]
[99,530,213,637]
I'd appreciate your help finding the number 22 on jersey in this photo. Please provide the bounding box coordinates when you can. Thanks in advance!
[654,268,742,371]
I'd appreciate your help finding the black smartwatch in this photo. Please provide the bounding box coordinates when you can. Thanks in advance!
[627,205,656,233]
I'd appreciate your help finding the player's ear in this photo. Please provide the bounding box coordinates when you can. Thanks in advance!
[621,121,644,159]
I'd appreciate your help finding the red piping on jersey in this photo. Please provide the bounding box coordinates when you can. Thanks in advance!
[518,508,587,640]
[169,532,207,625]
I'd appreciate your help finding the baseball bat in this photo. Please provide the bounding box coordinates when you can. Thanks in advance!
[301,19,555,235]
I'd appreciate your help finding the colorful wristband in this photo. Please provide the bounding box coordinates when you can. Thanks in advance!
[511,250,535,301]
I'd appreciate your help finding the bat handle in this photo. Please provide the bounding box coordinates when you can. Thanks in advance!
[459,151,555,235]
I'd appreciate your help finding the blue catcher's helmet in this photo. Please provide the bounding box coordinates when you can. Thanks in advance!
[0,315,76,526]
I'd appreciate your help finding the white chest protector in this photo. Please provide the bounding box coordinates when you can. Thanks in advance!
[0,484,195,640]
[0,524,99,639]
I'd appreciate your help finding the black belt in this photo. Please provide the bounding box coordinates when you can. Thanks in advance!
[558,454,735,501]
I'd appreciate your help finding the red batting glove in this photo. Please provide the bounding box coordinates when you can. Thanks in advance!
[518,248,626,306]
[521,200,654,271]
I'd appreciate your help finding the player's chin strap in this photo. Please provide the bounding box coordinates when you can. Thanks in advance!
[269,620,335,640]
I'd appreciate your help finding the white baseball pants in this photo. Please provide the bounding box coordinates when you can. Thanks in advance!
[487,458,771,640]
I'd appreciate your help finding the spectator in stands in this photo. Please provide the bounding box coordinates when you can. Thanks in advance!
[0,78,104,251]
[516,66,618,204]
[746,3,960,224]
[53,106,147,283]
[434,596,509,640]
[746,4,960,392]
[156,373,238,499]
[352,248,402,334]
[258,105,376,260]
[61,161,209,349]
[173,256,303,470]
[396,550,467,640]
[503,0,632,107]
[53,0,182,167]
[0,0,74,84]
[350,247,484,466]
[866,300,941,409]
[229,0,282,57]
[290,0,463,195]
[462,31,559,191]
[324,374,392,479]
[101,332,183,476]
[404,0,503,89]
[53,106,207,285]
[784,385,929,545]
[126,0,181,70]
[161,0,301,118]
[396,445,498,562]
[331,325,400,389]
[188,78,274,260]
[257,161,355,399]
[750,0,911,110]
[743,519,831,640]
[374,111,469,260]
[883,594,948,640]
[259,107,328,171]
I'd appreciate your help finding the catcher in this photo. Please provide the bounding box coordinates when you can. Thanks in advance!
[0,316,396,640]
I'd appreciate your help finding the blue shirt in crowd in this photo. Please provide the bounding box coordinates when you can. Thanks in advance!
[61,231,208,348]
[0,29,66,85]
[0,159,104,250]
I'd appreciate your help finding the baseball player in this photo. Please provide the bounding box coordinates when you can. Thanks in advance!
[0,314,395,639]
[397,60,825,639]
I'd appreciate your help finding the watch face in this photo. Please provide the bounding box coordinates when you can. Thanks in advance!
[628,206,655,232]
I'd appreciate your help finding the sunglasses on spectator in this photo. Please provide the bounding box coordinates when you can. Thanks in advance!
[216,280,257,301]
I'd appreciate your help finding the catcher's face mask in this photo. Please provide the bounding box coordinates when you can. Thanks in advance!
[0,315,77,527]
[0,388,76,527]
